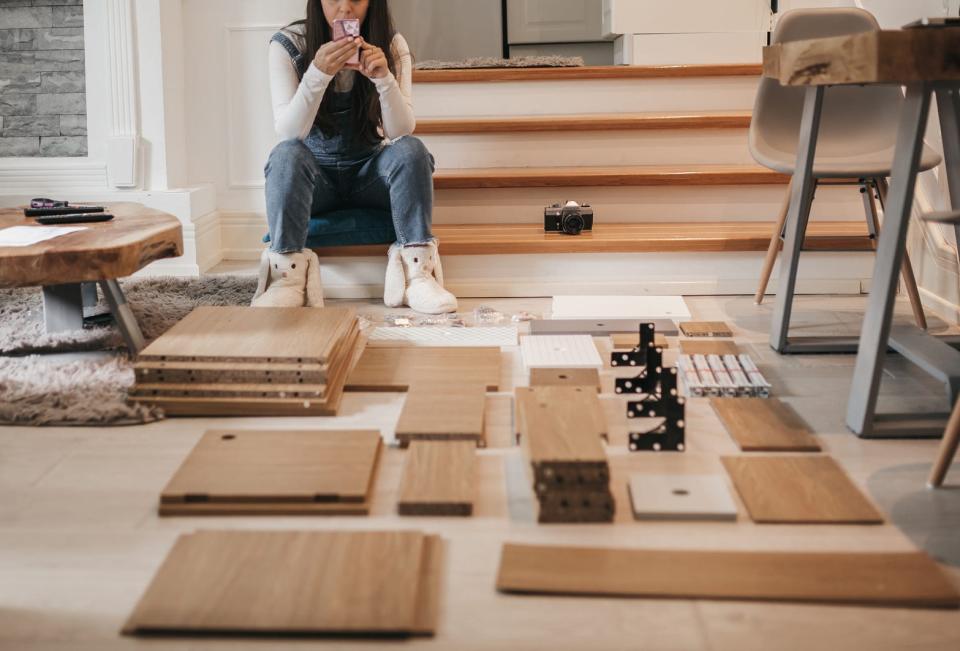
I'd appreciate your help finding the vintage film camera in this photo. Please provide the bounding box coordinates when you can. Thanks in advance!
[544,201,594,236]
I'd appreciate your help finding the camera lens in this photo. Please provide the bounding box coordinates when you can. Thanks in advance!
[561,213,585,236]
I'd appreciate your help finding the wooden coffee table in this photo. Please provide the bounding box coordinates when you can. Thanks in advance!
[0,202,183,354]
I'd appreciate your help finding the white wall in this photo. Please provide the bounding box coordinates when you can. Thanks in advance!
[391,0,502,61]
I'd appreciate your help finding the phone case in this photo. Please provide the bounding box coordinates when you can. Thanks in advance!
[333,18,361,66]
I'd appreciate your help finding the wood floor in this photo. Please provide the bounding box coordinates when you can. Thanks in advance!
[2,295,959,650]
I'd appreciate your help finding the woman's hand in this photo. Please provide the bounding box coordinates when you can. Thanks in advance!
[312,37,361,76]
[358,39,389,80]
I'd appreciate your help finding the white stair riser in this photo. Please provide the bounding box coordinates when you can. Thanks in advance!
[308,251,874,299]
[433,185,865,224]
[420,129,756,168]
[414,77,759,118]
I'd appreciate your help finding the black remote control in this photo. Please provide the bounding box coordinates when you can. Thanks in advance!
[35,213,115,225]
[25,205,105,217]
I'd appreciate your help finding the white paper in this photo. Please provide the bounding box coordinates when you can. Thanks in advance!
[552,295,691,321]
[0,225,87,248]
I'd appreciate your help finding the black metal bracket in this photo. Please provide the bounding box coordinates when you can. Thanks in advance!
[610,322,657,368]
[626,367,686,452]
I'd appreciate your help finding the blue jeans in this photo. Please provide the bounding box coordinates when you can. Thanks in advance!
[264,136,436,253]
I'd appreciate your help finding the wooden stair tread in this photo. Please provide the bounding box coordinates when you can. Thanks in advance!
[413,64,762,84]
[433,165,789,189]
[416,112,753,135]
[315,222,872,257]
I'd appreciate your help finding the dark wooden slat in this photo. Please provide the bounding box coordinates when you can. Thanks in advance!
[415,112,753,135]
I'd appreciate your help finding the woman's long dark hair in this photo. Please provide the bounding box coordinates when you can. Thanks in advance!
[285,0,397,145]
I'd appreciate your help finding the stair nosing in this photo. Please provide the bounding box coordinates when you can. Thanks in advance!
[415,112,753,135]
[413,64,763,84]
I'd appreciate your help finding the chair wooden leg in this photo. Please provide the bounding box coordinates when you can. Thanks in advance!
[929,398,960,487]
[755,178,793,305]
[876,178,928,330]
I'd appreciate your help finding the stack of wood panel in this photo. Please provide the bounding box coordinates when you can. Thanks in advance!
[515,386,614,523]
[129,306,360,416]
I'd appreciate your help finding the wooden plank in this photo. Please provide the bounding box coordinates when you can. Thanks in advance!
[135,359,329,386]
[611,333,668,350]
[158,501,371,517]
[413,63,762,84]
[395,382,486,447]
[0,202,183,289]
[722,456,884,524]
[131,382,328,400]
[415,112,753,135]
[763,29,960,86]
[711,398,821,452]
[314,221,873,257]
[137,306,356,363]
[398,441,477,516]
[123,530,434,635]
[680,321,733,338]
[433,165,790,190]
[412,535,445,634]
[529,368,601,392]
[680,340,741,356]
[346,347,501,392]
[161,429,382,505]
[516,386,608,488]
[496,543,960,608]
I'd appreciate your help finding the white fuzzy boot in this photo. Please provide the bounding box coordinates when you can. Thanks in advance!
[251,249,325,308]
[383,240,458,314]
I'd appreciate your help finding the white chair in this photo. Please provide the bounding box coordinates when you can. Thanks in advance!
[750,8,941,332]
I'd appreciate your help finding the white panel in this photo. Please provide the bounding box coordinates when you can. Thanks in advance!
[615,33,765,66]
[508,0,605,44]
[603,0,769,36]
[520,335,603,369]
[552,295,691,320]
[420,129,757,169]
[628,475,738,521]
[368,326,519,347]
[391,0,502,61]
[227,25,282,189]
[413,77,760,118]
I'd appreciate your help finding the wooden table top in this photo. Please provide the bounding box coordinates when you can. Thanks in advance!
[763,28,960,86]
[0,202,183,289]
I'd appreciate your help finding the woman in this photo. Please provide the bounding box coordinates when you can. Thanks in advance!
[258,0,457,314]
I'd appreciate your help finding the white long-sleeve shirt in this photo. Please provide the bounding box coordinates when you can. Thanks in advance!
[269,25,416,142]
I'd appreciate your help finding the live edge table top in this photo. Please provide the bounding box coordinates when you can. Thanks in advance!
[0,202,183,289]
[762,28,960,87]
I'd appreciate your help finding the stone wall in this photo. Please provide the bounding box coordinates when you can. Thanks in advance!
[0,0,86,157]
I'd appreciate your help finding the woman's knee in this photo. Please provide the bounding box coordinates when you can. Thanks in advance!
[265,138,313,176]
[386,136,434,171]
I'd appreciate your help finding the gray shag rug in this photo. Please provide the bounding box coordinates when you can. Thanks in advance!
[0,276,258,427]
[415,55,584,70]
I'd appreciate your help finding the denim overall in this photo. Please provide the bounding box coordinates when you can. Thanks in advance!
[264,31,434,252]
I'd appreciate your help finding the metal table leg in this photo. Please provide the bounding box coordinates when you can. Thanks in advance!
[846,83,934,437]
[770,86,824,353]
[42,284,84,333]
[99,279,145,355]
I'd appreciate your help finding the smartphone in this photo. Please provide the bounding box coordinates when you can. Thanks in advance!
[333,18,361,67]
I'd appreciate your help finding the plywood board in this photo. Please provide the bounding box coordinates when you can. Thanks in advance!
[496,543,960,608]
[131,382,328,400]
[680,321,733,338]
[346,347,501,392]
[138,306,357,363]
[721,456,884,524]
[628,474,738,522]
[531,318,678,336]
[529,368,601,392]
[516,386,608,488]
[552,295,690,321]
[395,382,486,447]
[398,441,476,516]
[611,332,668,350]
[520,335,602,369]
[711,398,821,452]
[123,530,439,635]
[680,339,741,356]
[161,429,381,504]
[412,535,445,634]
[368,326,518,348]
[135,360,329,385]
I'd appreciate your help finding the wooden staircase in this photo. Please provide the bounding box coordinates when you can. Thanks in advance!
[300,65,873,296]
